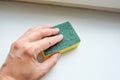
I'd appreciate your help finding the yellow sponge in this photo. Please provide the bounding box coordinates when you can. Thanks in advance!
[38,22,80,62]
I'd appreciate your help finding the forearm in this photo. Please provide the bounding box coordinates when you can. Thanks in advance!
[0,68,14,80]
[0,73,8,80]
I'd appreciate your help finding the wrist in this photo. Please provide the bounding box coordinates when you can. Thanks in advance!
[0,73,13,80]
[0,66,15,80]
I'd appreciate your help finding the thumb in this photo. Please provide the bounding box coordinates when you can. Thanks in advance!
[41,53,61,73]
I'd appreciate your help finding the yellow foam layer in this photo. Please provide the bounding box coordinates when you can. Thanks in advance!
[42,42,80,59]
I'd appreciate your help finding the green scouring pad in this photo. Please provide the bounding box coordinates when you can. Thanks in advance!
[38,22,80,62]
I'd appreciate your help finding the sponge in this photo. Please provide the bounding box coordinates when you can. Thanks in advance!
[38,22,80,62]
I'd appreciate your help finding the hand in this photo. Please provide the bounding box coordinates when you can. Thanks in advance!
[0,25,63,80]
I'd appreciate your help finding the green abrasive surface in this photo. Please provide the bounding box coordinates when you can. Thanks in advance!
[44,22,80,55]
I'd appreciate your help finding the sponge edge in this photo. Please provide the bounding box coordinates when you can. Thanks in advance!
[41,22,80,60]
[42,22,80,59]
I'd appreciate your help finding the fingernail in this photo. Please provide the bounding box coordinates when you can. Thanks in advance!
[59,34,64,38]
[55,53,61,59]
[54,28,59,32]
[57,53,61,58]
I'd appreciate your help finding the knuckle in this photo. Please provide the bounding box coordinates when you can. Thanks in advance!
[51,58,57,65]
[12,40,23,49]
[45,37,51,41]
[40,30,45,36]
[55,36,60,41]
[40,67,48,74]
[52,29,57,34]
[28,27,34,32]
[37,66,46,74]
[23,46,32,54]
[41,66,46,71]
[41,29,52,36]
[33,47,40,54]
[48,30,52,35]
[47,41,53,46]
[39,72,46,77]
[44,38,53,46]
[23,46,39,56]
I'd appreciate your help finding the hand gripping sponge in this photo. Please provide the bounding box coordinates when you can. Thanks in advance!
[38,22,80,62]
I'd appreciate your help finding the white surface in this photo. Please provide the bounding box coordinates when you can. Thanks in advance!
[17,0,120,12]
[0,1,120,80]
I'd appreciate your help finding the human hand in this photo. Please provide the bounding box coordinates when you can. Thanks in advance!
[0,26,63,80]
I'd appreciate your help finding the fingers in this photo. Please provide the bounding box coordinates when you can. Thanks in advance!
[38,53,61,76]
[42,53,61,67]
[32,34,63,55]
[25,28,59,42]
[18,25,53,41]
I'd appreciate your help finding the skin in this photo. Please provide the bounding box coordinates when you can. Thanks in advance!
[0,25,63,80]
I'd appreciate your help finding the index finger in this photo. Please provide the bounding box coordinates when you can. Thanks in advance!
[32,34,64,56]
[18,25,51,41]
